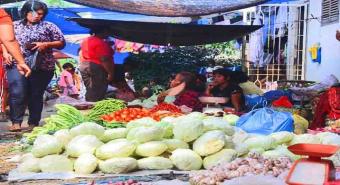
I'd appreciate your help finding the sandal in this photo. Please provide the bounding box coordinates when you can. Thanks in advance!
[9,124,21,132]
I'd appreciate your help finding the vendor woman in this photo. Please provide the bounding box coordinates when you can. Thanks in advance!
[205,69,245,112]
[158,71,203,112]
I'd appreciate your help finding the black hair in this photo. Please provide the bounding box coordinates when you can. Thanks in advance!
[212,68,232,79]
[62,63,74,70]
[232,71,249,84]
[20,0,48,22]
[177,71,197,91]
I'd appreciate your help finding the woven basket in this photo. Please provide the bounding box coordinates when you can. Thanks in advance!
[65,0,268,16]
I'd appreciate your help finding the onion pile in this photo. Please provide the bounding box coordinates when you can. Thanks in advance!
[189,153,292,185]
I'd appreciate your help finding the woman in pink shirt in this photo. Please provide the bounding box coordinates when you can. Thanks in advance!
[58,63,78,98]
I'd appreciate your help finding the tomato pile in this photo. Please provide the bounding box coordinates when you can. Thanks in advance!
[101,108,151,123]
[149,103,182,113]
[101,104,183,123]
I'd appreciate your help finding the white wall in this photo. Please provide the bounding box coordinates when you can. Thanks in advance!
[306,0,340,82]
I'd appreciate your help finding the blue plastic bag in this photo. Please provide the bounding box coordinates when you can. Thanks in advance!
[236,107,294,135]
[245,95,267,110]
[264,90,292,102]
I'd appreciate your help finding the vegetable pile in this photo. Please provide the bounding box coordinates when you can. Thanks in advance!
[86,99,126,123]
[23,104,84,143]
[149,103,182,113]
[189,153,292,185]
[17,111,340,178]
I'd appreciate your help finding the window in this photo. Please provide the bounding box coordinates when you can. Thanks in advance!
[321,0,339,25]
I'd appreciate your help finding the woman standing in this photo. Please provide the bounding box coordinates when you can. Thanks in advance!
[7,0,65,131]
[79,27,114,102]
[205,69,245,112]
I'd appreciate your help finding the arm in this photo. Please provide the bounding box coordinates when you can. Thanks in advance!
[230,93,243,112]
[32,40,65,52]
[1,43,12,65]
[0,22,31,77]
[100,56,114,82]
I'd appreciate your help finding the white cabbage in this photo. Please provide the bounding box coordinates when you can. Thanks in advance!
[39,155,73,172]
[202,117,235,136]
[127,126,164,143]
[203,149,237,169]
[31,135,63,158]
[135,141,168,157]
[17,157,40,173]
[99,157,137,174]
[66,135,103,157]
[173,117,204,142]
[193,130,226,156]
[69,122,105,138]
[74,153,98,174]
[95,139,136,160]
[170,149,202,170]
[137,157,173,170]
[100,128,128,143]
[54,129,73,148]
[163,139,189,152]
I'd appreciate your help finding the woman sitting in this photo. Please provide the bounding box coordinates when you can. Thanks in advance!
[158,71,203,112]
[205,69,245,112]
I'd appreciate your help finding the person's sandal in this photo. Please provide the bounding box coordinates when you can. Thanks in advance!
[9,124,21,132]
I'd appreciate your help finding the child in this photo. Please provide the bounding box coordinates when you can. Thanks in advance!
[58,63,79,98]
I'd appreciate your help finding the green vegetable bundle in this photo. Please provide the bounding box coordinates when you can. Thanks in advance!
[86,99,126,123]
[24,104,85,144]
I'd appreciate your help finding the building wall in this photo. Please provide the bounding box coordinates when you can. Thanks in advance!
[306,0,340,82]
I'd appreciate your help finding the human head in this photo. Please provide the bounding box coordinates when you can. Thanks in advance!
[232,71,249,84]
[170,71,196,90]
[62,63,74,71]
[89,27,111,39]
[21,0,48,24]
[212,68,232,86]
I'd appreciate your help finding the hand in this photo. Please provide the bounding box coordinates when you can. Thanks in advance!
[207,82,216,90]
[157,92,167,104]
[32,42,48,52]
[2,52,13,65]
[16,63,31,77]
[180,105,193,113]
[107,74,113,82]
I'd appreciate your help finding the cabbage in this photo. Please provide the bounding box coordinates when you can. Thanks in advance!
[70,122,105,138]
[135,141,168,157]
[99,157,137,174]
[163,139,189,152]
[244,136,276,151]
[126,117,157,130]
[316,132,340,146]
[186,112,206,120]
[127,126,164,143]
[224,135,234,149]
[17,157,40,173]
[170,149,202,170]
[202,117,235,136]
[234,143,249,157]
[270,131,295,145]
[66,135,103,157]
[39,155,73,173]
[96,140,136,160]
[203,149,237,169]
[20,153,35,163]
[100,128,128,143]
[74,153,98,174]
[293,114,309,134]
[232,130,249,144]
[223,114,240,126]
[157,122,173,138]
[193,130,226,156]
[173,117,204,142]
[31,135,63,158]
[54,129,73,148]
[161,116,177,124]
[262,145,300,161]
[137,157,173,170]
[290,134,321,145]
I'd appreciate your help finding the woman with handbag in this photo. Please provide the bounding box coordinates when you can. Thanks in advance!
[5,0,65,131]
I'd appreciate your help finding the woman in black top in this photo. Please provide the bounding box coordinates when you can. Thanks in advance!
[205,69,245,112]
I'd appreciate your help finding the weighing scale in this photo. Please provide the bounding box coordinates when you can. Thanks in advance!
[199,97,228,116]
[286,144,340,185]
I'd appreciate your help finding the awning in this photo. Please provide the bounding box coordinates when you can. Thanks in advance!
[64,0,268,17]
[69,18,262,46]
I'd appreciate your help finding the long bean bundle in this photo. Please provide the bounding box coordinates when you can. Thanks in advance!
[86,99,126,122]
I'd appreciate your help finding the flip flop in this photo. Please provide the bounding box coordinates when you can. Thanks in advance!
[8,125,21,132]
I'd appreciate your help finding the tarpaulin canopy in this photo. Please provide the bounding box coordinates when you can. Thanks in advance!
[64,0,268,17]
[69,18,262,46]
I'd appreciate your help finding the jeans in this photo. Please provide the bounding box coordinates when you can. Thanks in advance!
[7,66,54,125]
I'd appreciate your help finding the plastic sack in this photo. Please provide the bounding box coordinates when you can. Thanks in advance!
[236,107,294,135]
[245,95,267,110]
[272,96,293,108]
